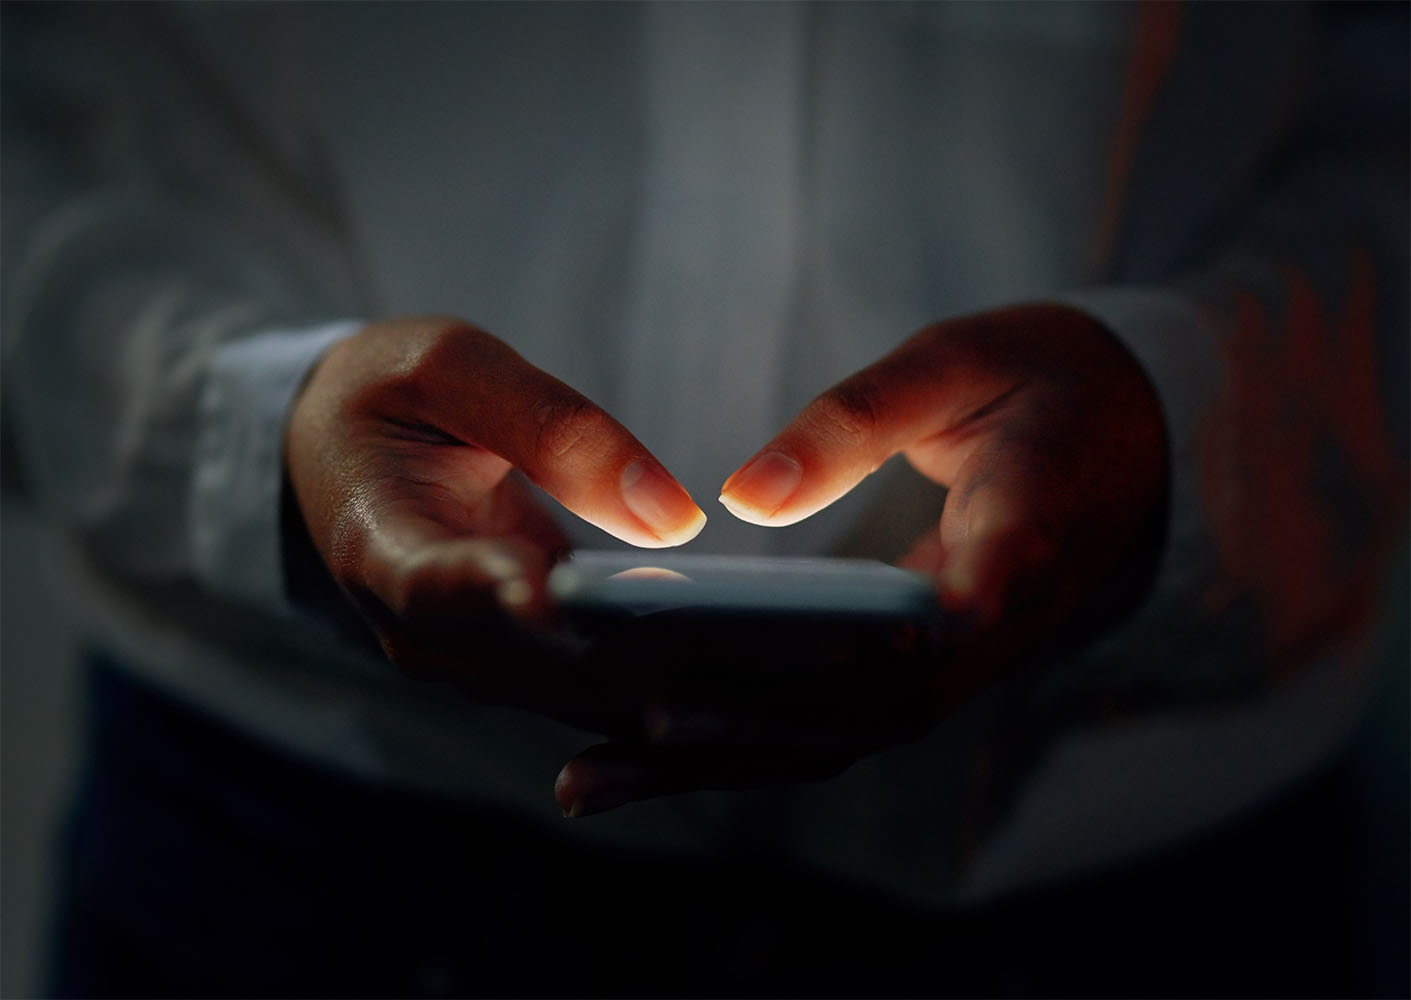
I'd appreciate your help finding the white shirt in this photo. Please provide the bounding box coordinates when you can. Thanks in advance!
[4,1,1405,904]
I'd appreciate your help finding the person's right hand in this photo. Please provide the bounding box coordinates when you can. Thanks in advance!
[284,316,706,728]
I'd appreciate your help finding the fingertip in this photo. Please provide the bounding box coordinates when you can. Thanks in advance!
[718,450,803,525]
[937,551,987,623]
[659,506,709,547]
[553,754,648,818]
[619,460,708,547]
[618,506,708,549]
[717,492,773,526]
[554,762,580,817]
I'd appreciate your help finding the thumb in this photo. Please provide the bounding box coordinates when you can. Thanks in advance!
[935,473,1061,630]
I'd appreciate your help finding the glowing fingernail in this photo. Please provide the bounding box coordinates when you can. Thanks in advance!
[620,460,706,546]
[719,451,802,524]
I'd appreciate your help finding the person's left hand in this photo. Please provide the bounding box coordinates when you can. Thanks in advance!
[555,303,1169,817]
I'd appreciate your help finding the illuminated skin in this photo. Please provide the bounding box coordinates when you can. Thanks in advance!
[556,303,1169,816]
[285,316,706,724]
[721,303,1166,624]
[286,306,1168,814]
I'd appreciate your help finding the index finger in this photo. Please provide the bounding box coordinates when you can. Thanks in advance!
[718,323,1017,526]
[363,320,708,548]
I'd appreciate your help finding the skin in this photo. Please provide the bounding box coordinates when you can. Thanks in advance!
[285,305,1168,817]
[285,316,707,731]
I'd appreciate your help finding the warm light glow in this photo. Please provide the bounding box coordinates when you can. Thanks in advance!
[608,567,693,582]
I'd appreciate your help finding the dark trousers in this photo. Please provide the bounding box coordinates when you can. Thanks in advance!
[48,656,1406,998]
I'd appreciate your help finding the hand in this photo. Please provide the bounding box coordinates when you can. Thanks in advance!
[556,304,1168,815]
[285,316,706,729]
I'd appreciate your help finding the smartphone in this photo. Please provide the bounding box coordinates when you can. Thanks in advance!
[547,550,941,639]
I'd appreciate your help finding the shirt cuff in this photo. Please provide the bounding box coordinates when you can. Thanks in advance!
[191,320,363,615]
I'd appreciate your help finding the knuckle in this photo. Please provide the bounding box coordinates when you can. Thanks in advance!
[359,318,494,408]
[395,315,484,357]
[532,394,609,463]
[418,318,510,374]
[813,377,882,450]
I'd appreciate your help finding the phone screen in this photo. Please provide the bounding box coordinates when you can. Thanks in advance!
[548,551,940,631]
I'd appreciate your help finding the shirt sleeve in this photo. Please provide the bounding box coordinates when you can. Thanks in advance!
[2,5,370,616]
[192,322,362,615]
[1057,0,1408,698]
[949,1,1409,896]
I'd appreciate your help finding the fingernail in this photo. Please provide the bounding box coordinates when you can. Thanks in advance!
[495,578,534,610]
[564,788,641,819]
[477,547,527,583]
[621,460,707,546]
[939,560,987,629]
[939,557,1002,631]
[561,760,648,818]
[939,561,975,610]
[495,577,547,624]
[719,451,802,524]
